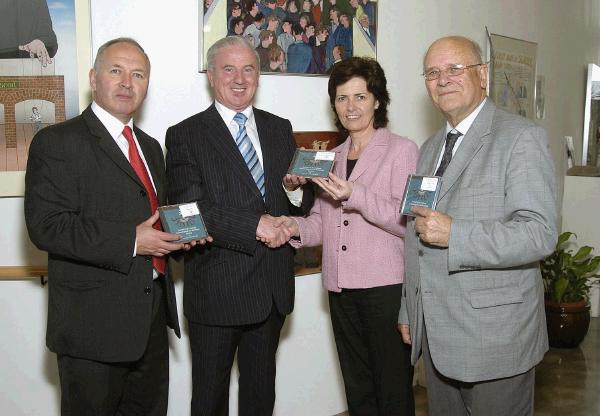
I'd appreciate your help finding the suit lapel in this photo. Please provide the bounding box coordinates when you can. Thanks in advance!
[332,137,351,179]
[420,128,445,176]
[82,107,144,189]
[203,105,263,201]
[136,127,165,204]
[437,100,495,201]
[254,109,275,203]
[347,128,388,182]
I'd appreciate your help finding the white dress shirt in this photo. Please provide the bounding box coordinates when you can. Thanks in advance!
[434,97,487,172]
[214,101,303,206]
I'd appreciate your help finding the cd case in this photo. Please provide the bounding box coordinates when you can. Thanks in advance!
[158,202,208,243]
[399,175,442,216]
[287,149,335,178]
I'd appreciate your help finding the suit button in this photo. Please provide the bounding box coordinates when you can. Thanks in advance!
[341,245,347,251]
[144,286,152,294]
[418,249,424,256]
[343,220,349,226]
[140,189,147,197]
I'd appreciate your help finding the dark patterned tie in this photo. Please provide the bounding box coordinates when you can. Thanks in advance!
[122,126,165,275]
[233,112,265,198]
[435,131,462,176]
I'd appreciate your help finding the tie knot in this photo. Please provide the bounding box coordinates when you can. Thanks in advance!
[446,131,461,144]
[122,126,134,144]
[233,113,248,127]
[233,112,247,127]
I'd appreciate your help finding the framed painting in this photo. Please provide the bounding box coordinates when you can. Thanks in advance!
[0,0,91,197]
[488,33,537,120]
[292,130,343,276]
[200,0,377,76]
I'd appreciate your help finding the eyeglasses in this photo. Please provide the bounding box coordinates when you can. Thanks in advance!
[422,63,486,81]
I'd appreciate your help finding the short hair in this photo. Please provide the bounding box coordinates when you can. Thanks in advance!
[299,12,312,25]
[316,24,328,35]
[292,23,304,36]
[259,30,275,41]
[94,37,150,72]
[246,0,257,12]
[265,0,276,4]
[206,36,260,72]
[333,44,345,57]
[328,57,390,133]
[423,36,484,70]
[267,14,280,23]
[282,18,293,26]
[268,44,284,62]
[254,12,265,23]
[231,3,241,11]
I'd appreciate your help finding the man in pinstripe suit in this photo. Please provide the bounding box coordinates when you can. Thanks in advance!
[166,36,311,415]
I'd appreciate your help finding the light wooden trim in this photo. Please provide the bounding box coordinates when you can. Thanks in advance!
[0,266,47,280]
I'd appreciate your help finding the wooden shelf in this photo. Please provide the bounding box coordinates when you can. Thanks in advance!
[0,266,47,280]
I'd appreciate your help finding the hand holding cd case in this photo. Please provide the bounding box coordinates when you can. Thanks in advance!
[158,202,208,243]
[399,175,442,216]
[287,149,335,178]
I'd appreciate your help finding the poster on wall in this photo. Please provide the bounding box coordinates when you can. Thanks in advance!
[488,33,537,120]
[0,0,90,197]
[199,0,377,75]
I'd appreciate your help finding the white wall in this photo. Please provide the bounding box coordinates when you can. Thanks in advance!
[2,0,600,415]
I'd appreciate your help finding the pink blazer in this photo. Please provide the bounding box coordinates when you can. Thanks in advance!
[292,128,418,292]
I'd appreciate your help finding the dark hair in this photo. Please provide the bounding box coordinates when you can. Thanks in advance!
[327,57,389,133]
[254,12,265,23]
[246,0,257,12]
[291,23,304,36]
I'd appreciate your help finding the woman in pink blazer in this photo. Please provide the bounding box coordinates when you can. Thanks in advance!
[282,57,418,415]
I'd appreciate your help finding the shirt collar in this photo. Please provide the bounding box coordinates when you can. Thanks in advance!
[446,97,487,136]
[214,101,254,127]
[91,101,133,140]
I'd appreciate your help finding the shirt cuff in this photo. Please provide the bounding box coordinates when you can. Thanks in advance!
[284,184,303,207]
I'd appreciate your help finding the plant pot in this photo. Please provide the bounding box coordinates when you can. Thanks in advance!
[545,299,590,348]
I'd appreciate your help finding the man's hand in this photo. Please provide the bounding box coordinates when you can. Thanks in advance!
[312,172,353,201]
[182,235,214,251]
[136,211,185,256]
[398,324,412,345]
[19,39,52,66]
[256,214,292,248]
[412,206,452,247]
[283,173,307,191]
[273,215,300,238]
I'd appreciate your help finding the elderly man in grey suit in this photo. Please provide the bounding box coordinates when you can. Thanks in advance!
[398,36,558,416]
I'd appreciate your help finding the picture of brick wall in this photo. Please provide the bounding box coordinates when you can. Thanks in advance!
[0,76,65,171]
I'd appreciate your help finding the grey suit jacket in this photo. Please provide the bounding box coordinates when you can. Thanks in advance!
[25,106,180,362]
[399,99,558,382]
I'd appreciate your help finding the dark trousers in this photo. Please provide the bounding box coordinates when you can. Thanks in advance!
[329,284,415,416]
[188,307,285,416]
[57,277,169,416]
[422,325,535,416]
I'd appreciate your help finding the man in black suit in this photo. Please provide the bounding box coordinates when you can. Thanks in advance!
[166,36,311,415]
[24,38,197,415]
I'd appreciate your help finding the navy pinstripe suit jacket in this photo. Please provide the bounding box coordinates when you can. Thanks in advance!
[166,104,308,325]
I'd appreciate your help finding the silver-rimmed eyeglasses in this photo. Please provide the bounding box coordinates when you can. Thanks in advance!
[422,63,486,81]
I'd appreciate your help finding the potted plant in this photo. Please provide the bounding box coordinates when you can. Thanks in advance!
[541,231,600,348]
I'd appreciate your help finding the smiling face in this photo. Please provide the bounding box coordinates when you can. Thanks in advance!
[424,37,487,126]
[207,44,259,112]
[89,41,149,124]
[334,76,377,139]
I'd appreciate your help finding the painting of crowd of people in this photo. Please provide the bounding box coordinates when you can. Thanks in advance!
[203,0,377,75]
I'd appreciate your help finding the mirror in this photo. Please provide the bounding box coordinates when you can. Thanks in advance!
[583,63,600,166]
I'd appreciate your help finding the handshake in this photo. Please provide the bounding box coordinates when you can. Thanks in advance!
[256,214,299,248]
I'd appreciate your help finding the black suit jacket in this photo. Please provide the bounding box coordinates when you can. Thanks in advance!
[25,106,180,363]
[166,104,310,326]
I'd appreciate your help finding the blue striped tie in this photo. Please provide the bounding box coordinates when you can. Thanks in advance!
[233,112,265,198]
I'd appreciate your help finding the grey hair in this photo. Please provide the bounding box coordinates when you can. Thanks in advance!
[94,37,150,72]
[206,36,260,72]
[423,36,484,70]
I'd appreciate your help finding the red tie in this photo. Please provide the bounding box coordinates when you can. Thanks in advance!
[122,126,165,275]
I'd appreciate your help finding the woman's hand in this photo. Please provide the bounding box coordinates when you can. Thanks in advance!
[312,172,353,201]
